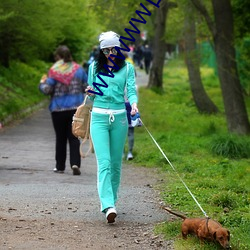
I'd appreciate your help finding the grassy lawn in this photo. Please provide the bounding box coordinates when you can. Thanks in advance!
[128,58,250,250]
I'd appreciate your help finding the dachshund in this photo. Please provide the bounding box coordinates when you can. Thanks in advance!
[162,206,231,249]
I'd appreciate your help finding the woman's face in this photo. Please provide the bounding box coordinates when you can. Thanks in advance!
[102,47,118,60]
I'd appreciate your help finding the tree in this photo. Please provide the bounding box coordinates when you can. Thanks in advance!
[148,0,173,89]
[92,0,145,36]
[184,1,218,114]
[92,0,155,49]
[190,0,250,134]
[0,0,98,66]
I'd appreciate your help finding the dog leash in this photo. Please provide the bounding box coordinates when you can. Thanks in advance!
[139,118,209,218]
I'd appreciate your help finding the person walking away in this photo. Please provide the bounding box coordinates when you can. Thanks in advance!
[87,46,99,71]
[85,31,138,223]
[39,45,87,175]
[124,52,137,160]
[136,45,144,69]
[143,44,152,74]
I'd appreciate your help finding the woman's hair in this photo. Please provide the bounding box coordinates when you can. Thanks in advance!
[95,50,125,73]
[54,45,73,63]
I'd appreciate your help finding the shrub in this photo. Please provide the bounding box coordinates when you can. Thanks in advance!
[210,135,250,159]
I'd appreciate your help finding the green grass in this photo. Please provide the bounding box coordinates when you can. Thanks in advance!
[0,60,50,123]
[128,58,250,250]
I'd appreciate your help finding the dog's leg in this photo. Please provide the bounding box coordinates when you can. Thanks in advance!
[181,231,188,239]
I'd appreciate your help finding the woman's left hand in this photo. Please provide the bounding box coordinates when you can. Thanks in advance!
[85,86,95,97]
[131,103,138,116]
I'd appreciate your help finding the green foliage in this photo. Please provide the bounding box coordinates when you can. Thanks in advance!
[92,0,138,35]
[210,134,250,159]
[93,0,157,45]
[164,2,184,44]
[164,0,212,45]
[232,0,250,39]
[129,58,250,249]
[0,60,49,122]
[236,37,250,95]
[0,0,99,66]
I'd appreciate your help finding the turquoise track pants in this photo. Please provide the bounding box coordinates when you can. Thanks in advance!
[90,111,128,212]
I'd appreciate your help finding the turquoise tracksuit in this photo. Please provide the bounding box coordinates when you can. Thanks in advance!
[88,61,138,212]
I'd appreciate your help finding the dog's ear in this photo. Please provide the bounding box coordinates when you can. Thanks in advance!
[227,230,230,240]
[213,231,217,240]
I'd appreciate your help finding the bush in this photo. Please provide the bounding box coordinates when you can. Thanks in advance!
[0,60,48,122]
[210,135,250,159]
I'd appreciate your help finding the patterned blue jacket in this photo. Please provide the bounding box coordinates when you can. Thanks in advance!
[39,67,87,112]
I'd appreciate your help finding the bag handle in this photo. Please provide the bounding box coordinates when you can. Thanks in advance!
[79,138,93,158]
[79,95,93,158]
[79,137,94,158]
[83,94,88,105]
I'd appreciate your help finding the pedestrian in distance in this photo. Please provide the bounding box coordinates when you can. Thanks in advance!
[39,45,88,176]
[85,31,139,223]
[124,52,137,161]
[134,44,144,69]
[85,45,100,72]
[143,44,152,75]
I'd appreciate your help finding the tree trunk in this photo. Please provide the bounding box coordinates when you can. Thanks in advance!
[184,4,218,114]
[212,0,250,134]
[147,0,169,89]
[190,0,250,134]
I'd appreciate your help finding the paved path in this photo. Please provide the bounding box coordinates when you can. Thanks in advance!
[0,106,164,224]
[0,72,174,249]
[135,68,149,88]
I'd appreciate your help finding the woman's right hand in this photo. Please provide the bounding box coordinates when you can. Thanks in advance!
[85,86,95,96]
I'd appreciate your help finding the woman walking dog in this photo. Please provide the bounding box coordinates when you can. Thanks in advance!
[86,31,138,223]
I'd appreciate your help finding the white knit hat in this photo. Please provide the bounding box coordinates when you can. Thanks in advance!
[99,31,120,49]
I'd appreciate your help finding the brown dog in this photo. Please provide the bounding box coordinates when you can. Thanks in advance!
[162,207,231,249]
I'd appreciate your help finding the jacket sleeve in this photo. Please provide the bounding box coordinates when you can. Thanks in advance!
[75,67,88,85]
[87,62,95,87]
[39,77,56,95]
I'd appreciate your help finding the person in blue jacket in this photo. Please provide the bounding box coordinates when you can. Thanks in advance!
[39,45,87,175]
[86,31,138,223]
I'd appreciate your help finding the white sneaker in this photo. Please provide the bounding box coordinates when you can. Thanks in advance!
[105,207,117,223]
[127,152,133,160]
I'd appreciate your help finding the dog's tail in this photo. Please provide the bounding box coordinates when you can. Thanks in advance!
[162,206,187,220]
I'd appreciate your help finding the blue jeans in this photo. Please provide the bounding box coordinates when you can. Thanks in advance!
[90,111,128,212]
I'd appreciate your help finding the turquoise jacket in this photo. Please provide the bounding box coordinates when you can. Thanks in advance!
[87,61,138,110]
